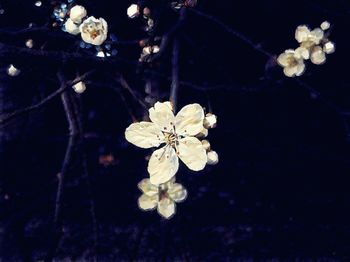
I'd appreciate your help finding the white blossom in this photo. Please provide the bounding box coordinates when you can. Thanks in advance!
[323,41,335,54]
[127,4,140,19]
[25,39,34,48]
[277,49,305,77]
[137,178,187,219]
[320,21,330,31]
[80,16,108,46]
[69,5,87,24]
[7,64,20,77]
[295,25,324,46]
[125,101,207,185]
[72,81,87,94]
[310,46,326,65]
[64,18,80,35]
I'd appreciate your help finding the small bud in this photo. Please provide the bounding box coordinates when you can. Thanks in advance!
[25,39,34,48]
[207,151,219,165]
[203,113,217,129]
[69,5,87,23]
[143,7,151,17]
[320,21,330,31]
[7,64,20,77]
[127,4,140,19]
[72,81,86,94]
[323,41,335,54]
[64,18,80,35]
[201,140,211,151]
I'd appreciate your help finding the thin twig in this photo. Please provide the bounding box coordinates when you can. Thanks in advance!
[0,70,95,127]
[170,38,180,112]
[189,8,274,58]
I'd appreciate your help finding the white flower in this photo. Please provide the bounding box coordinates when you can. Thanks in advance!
[207,151,219,165]
[72,81,86,94]
[277,49,305,77]
[25,39,34,48]
[127,4,140,18]
[137,178,187,219]
[203,113,217,129]
[79,16,108,46]
[7,64,20,77]
[69,5,87,24]
[295,25,324,46]
[310,46,326,65]
[64,18,80,35]
[125,101,207,185]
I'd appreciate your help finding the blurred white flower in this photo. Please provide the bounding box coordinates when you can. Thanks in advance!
[64,18,80,35]
[127,4,140,18]
[80,16,108,46]
[7,64,20,77]
[295,25,324,46]
[69,5,87,24]
[72,81,87,94]
[207,151,219,165]
[137,178,187,219]
[310,46,326,65]
[125,101,207,185]
[277,49,305,77]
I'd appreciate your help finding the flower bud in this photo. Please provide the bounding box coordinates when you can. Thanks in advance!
[64,18,80,35]
[201,140,211,151]
[204,113,217,129]
[127,4,140,18]
[70,5,87,24]
[7,64,20,77]
[207,151,219,165]
[72,81,86,94]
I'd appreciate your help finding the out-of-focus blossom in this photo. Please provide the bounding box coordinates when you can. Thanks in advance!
[69,5,87,23]
[207,151,219,165]
[323,41,335,54]
[310,46,326,65]
[64,18,80,35]
[137,178,187,219]
[277,49,305,77]
[25,39,34,48]
[204,113,217,129]
[72,81,87,93]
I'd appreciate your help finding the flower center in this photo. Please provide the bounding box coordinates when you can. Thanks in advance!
[164,132,177,147]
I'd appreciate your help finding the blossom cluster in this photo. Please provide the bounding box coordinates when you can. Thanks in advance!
[125,101,218,219]
[277,21,335,77]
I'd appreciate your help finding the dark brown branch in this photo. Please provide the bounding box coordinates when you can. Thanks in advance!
[189,8,274,58]
[0,70,95,127]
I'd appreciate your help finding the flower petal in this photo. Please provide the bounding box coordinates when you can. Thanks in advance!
[295,25,310,43]
[125,122,164,149]
[168,183,187,202]
[149,102,175,132]
[157,198,176,219]
[175,104,204,136]
[138,194,158,210]
[138,178,159,196]
[177,136,207,171]
[148,146,179,185]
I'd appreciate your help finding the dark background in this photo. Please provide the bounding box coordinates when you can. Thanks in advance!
[1,0,350,260]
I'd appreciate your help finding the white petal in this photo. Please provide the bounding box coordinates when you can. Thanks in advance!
[177,136,207,171]
[203,113,217,129]
[175,104,204,136]
[277,50,294,67]
[157,198,176,219]
[168,183,187,202]
[138,194,158,210]
[295,62,305,76]
[323,41,335,54]
[309,28,324,44]
[283,66,298,77]
[295,47,310,60]
[149,102,175,132]
[148,146,179,185]
[64,18,80,35]
[125,122,164,149]
[138,178,159,196]
[69,5,87,23]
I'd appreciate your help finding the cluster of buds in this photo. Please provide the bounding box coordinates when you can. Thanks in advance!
[277,21,335,77]
[127,4,154,32]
